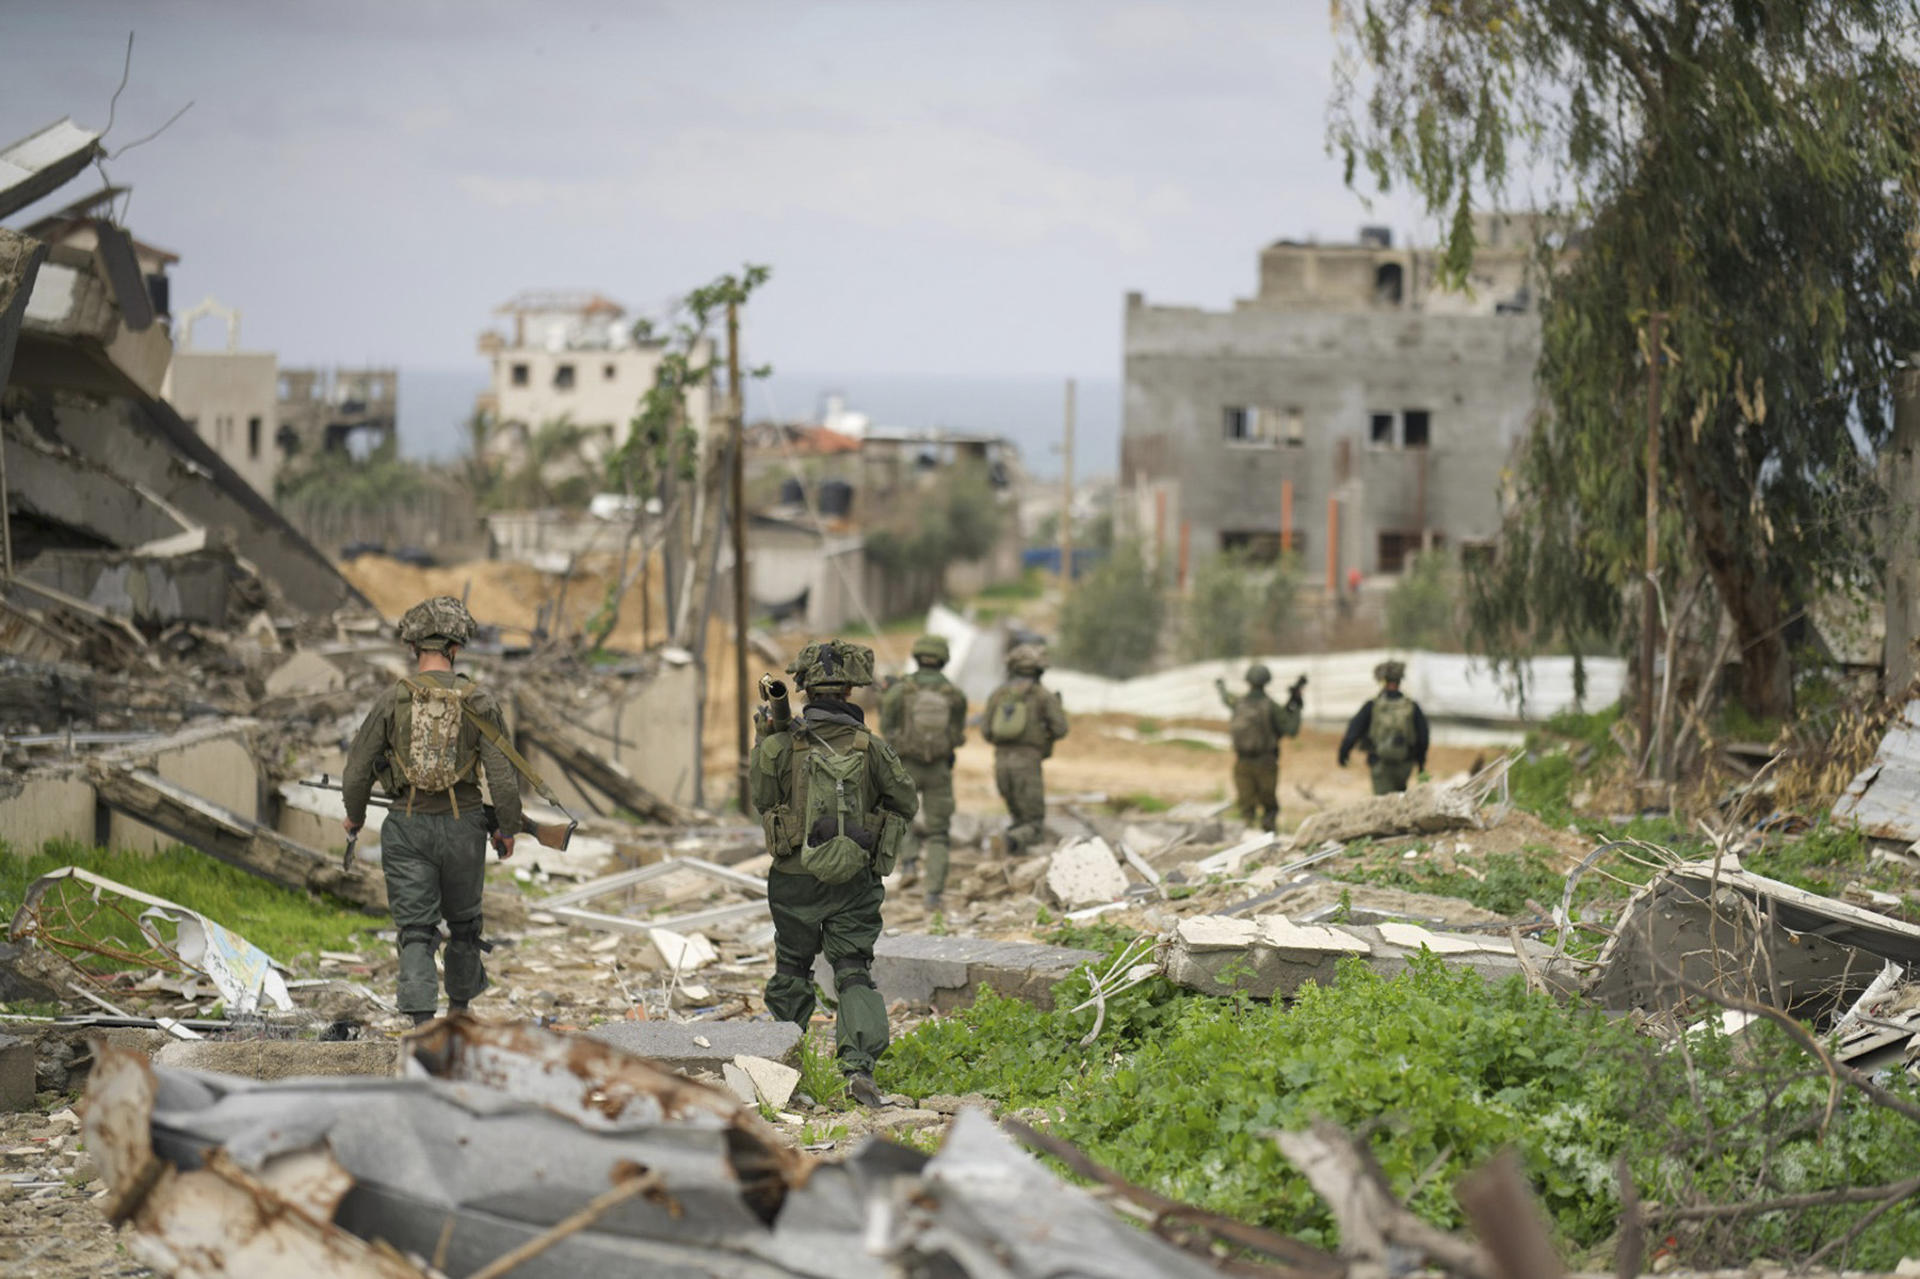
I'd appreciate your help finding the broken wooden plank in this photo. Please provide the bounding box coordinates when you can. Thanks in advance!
[515,695,700,825]
[543,857,766,909]
[88,762,387,912]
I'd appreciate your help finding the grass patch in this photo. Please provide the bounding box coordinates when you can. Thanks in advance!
[796,1036,850,1110]
[882,951,1920,1268]
[1135,717,1163,736]
[1108,791,1171,814]
[975,571,1046,602]
[0,839,378,966]
[1041,921,1143,953]
[1334,849,1570,917]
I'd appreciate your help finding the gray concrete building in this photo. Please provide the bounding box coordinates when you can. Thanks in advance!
[1121,216,1543,586]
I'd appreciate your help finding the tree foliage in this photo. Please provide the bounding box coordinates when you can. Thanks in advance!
[1332,0,1920,715]
[864,462,1005,577]
[1180,551,1303,661]
[1385,550,1461,650]
[1058,540,1166,677]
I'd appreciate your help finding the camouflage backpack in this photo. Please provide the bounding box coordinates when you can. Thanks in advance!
[1370,694,1415,765]
[1229,694,1279,755]
[985,683,1034,745]
[895,680,954,763]
[794,729,876,884]
[392,677,478,795]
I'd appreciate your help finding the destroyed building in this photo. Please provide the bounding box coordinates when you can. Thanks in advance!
[476,290,714,478]
[275,365,398,460]
[160,297,279,501]
[1121,214,1543,583]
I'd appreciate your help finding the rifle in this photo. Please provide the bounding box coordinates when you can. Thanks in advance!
[302,775,576,855]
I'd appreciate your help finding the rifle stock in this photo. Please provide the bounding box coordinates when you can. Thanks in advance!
[525,817,575,851]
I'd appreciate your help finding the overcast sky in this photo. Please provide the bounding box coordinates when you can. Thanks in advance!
[2,0,1426,386]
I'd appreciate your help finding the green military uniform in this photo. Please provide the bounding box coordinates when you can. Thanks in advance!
[983,644,1069,853]
[878,636,967,904]
[1338,660,1429,795]
[750,641,917,1087]
[1218,664,1303,831]
[342,599,521,1020]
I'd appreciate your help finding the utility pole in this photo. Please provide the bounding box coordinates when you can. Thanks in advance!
[1059,378,1075,587]
[1638,311,1664,768]
[728,300,750,816]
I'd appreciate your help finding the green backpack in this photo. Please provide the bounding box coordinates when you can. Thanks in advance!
[895,681,955,763]
[794,729,874,884]
[1370,694,1415,764]
[1228,695,1278,755]
[986,684,1033,745]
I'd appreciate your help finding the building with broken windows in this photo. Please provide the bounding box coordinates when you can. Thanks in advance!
[160,297,280,500]
[475,290,713,477]
[1121,215,1542,583]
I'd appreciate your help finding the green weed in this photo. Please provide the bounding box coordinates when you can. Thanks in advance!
[1110,791,1171,814]
[1041,921,1142,953]
[796,1037,851,1111]
[0,840,378,965]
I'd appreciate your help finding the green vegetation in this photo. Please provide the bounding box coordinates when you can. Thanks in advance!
[1337,849,1568,917]
[865,461,1005,583]
[977,571,1046,602]
[1107,791,1170,814]
[1384,550,1460,651]
[275,439,435,513]
[0,840,377,965]
[884,951,1920,1267]
[1179,551,1302,661]
[795,1036,851,1111]
[1057,540,1166,678]
[1040,921,1142,953]
[1335,0,1920,718]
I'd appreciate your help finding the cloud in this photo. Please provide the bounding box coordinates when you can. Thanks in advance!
[456,119,1192,251]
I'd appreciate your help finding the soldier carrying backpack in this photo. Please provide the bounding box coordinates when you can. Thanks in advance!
[342,596,524,1026]
[983,641,1070,855]
[749,639,918,1106]
[1215,664,1305,831]
[879,635,967,912]
[1337,660,1430,794]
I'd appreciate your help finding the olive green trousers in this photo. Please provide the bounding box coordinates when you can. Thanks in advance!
[764,867,889,1075]
[899,756,955,895]
[381,810,490,1015]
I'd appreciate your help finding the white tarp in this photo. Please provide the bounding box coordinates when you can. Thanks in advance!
[1044,649,1623,728]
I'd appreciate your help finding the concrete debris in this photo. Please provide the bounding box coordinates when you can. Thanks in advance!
[152,1038,399,1080]
[583,1019,804,1074]
[10,865,294,1014]
[0,1034,33,1111]
[1834,696,1920,842]
[263,649,344,698]
[1164,911,1560,1000]
[1588,855,1920,1024]
[1045,836,1131,908]
[815,933,1104,1012]
[732,1054,801,1110]
[649,926,718,974]
[1291,770,1504,848]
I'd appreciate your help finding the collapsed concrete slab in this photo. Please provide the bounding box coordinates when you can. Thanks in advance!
[583,1019,803,1074]
[816,933,1104,1012]
[1587,856,1920,1023]
[1163,912,1550,999]
[152,1038,399,1080]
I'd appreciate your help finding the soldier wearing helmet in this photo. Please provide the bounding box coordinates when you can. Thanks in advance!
[879,635,967,912]
[749,639,918,1106]
[341,596,521,1025]
[1215,663,1306,832]
[1339,660,1429,793]
[982,640,1070,855]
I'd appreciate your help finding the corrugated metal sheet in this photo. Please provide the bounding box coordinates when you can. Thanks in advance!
[1834,698,1920,841]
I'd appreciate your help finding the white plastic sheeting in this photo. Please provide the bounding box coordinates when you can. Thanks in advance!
[1044,649,1623,729]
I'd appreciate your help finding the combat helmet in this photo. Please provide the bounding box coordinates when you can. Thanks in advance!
[911,634,950,665]
[1245,663,1272,687]
[1006,642,1048,675]
[1374,659,1407,684]
[397,596,477,653]
[788,639,876,691]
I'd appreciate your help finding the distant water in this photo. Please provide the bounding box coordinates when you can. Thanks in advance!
[397,365,1119,481]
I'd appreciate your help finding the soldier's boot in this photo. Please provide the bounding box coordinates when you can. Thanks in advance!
[925,891,943,914]
[831,961,889,1088]
[895,863,919,890]
[396,924,443,1022]
[410,1011,434,1028]
[847,1071,883,1107]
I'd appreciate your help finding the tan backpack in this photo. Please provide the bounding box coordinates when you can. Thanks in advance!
[392,677,478,797]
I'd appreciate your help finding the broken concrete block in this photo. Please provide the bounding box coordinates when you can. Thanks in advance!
[263,650,343,698]
[583,1020,802,1074]
[815,934,1102,1012]
[1045,838,1129,908]
[1165,914,1372,999]
[721,1062,758,1106]
[152,1038,400,1080]
[733,1054,800,1110]
[1375,922,1505,955]
[648,926,717,975]
[0,1035,33,1110]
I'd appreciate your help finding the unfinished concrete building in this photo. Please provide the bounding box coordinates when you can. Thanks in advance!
[275,366,398,460]
[160,297,280,499]
[1122,216,1542,584]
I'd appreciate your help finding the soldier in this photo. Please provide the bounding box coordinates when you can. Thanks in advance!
[1337,660,1430,794]
[1215,664,1304,831]
[982,642,1069,854]
[342,597,521,1026]
[879,635,967,912]
[750,639,917,1106]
